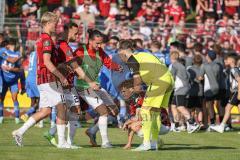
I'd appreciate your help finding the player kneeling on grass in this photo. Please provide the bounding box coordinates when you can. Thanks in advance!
[118,79,170,150]
[118,39,173,151]
[211,53,240,133]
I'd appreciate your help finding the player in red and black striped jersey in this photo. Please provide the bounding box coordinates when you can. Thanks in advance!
[12,12,73,149]
[44,23,88,147]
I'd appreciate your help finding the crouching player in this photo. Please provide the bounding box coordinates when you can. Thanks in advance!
[119,79,170,150]
[118,40,173,151]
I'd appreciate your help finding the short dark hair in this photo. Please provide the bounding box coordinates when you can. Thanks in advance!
[64,22,78,32]
[62,23,78,40]
[102,34,109,43]
[177,42,186,52]
[118,79,134,90]
[225,52,239,61]
[194,43,203,52]
[110,36,119,42]
[119,39,134,51]
[151,41,161,49]
[88,29,103,40]
[170,41,179,48]
[5,38,16,46]
[193,54,203,66]
[133,38,143,48]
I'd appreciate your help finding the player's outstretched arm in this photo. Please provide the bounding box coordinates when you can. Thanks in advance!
[70,61,100,90]
[43,53,69,87]
[8,67,22,73]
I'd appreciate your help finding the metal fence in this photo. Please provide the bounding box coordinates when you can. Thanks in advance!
[0,17,239,43]
[0,1,5,32]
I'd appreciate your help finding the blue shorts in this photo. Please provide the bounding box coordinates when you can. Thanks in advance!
[2,80,19,98]
[26,81,39,98]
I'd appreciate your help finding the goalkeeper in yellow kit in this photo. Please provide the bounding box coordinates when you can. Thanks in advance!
[118,40,174,151]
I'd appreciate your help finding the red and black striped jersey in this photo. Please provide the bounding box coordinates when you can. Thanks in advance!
[36,33,58,84]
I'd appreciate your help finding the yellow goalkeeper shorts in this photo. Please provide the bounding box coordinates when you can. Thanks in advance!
[142,74,173,109]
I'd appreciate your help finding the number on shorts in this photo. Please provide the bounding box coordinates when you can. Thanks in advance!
[95,97,99,104]
[73,96,80,104]
[61,95,66,103]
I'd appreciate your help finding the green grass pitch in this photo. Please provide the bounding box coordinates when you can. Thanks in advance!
[1,119,240,160]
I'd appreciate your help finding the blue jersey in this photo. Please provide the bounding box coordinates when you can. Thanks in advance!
[0,47,9,92]
[153,51,166,64]
[0,48,9,63]
[26,51,37,83]
[162,47,171,66]
[134,48,150,53]
[100,48,131,99]
[1,49,20,82]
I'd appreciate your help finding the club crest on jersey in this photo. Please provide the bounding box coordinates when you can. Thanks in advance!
[43,40,51,47]
[2,52,7,57]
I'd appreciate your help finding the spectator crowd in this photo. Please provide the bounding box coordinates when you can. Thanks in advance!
[1,0,239,55]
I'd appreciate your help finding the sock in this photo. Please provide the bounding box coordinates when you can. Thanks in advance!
[98,115,109,145]
[175,122,180,128]
[210,118,215,125]
[49,126,57,136]
[26,107,36,116]
[119,100,126,122]
[187,118,195,125]
[14,101,20,118]
[140,109,152,144]
[0,102,3,117]
[219,116,224,123]
[51,107,57,124]
[67,121,78,145]
[89,123,99,135]
[151,111,161,141]
[57,124,66,146]
[17,117,36,135]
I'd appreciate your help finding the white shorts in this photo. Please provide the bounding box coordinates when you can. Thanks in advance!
[38,82,66,108]
[63,87,80,107]
[78,88,115,109]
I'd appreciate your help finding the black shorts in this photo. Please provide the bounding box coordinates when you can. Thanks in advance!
[204,94,218,101]
[215,89,227,100]
[172,95,188,107]
[229,92,240,106]
[187,96,203,108]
